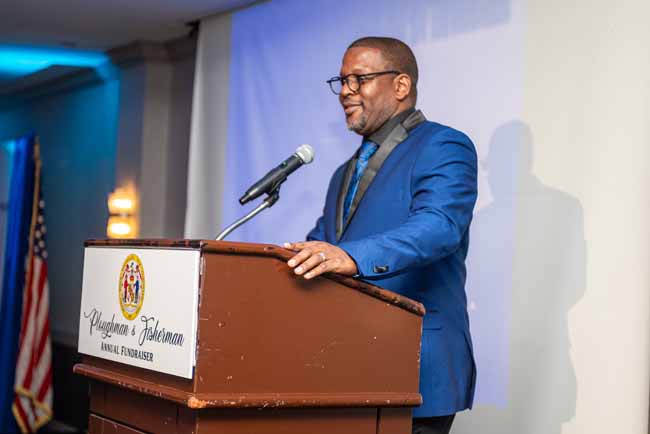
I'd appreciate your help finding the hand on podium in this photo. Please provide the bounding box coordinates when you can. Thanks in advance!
[284,241,358,279]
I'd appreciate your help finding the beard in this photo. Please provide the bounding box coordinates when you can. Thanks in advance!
[346,111,368,134]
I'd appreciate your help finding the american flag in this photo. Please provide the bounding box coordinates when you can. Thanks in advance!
[12,147,53,433]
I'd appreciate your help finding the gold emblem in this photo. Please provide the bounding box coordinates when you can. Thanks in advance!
[118,254,145,320]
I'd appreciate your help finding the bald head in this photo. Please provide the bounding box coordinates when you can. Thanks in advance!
[348,36,418,102]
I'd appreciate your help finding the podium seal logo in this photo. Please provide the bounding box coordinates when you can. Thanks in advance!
[118,254,145,320]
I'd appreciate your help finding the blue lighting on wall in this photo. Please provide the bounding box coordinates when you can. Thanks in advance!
[0,45,110,80]
[2,140,16,154]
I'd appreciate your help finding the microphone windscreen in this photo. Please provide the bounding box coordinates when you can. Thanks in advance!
[295,144,315,164]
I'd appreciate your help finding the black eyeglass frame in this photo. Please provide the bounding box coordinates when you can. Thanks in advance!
[326,70,401,95]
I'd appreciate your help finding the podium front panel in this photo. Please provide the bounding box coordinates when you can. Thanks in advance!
[78,246,200,379]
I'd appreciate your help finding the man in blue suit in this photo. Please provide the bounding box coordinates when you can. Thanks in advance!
[285,36,477,434]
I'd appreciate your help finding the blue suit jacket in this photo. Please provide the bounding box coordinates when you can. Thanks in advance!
[307,111,477,417]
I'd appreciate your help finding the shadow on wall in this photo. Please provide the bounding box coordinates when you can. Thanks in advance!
[456,121,586,434]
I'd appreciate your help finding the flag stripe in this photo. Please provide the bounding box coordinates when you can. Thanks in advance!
[32,339,50,403]
[35,316,50,368]
[14,261,40,392]
[36,364,52,402]
[33,264,49,364]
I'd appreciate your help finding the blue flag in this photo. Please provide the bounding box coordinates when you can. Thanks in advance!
[0,134,36,434]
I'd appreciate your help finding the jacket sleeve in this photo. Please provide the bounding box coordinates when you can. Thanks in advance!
[306,215,326,241]
[337,129,478,279]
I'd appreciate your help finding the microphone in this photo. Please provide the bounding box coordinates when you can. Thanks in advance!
[239,144,315,205]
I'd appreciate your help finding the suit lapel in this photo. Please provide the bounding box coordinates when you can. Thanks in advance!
[336,110,427,240]
[403,109,426,131]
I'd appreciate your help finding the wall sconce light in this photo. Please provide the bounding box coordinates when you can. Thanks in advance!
[107,187,138,239]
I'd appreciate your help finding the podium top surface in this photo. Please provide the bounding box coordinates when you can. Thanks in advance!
[85,238,425,317]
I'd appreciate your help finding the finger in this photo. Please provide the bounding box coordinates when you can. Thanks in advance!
[283,241,306,250]
[289,241,319,251]
[294,253,325,275]
[287,248,313,268]
[304,259,332,279]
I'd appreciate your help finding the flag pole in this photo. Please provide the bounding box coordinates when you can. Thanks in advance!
[25,137,41,280]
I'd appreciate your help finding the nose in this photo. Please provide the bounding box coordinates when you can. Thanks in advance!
[339,78,354,101]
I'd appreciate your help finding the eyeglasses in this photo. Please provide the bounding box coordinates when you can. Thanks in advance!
[326,70,400,95]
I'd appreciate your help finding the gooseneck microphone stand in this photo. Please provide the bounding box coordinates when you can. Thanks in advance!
[215,189,280,241]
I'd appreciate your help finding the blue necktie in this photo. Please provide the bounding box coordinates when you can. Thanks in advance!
[343,140,378,223]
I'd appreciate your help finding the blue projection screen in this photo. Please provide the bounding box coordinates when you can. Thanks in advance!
[220,0,524,409]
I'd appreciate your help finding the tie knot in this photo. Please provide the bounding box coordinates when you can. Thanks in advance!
[359,140,378,162]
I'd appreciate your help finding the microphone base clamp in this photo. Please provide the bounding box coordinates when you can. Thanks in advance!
[215,190,280,241]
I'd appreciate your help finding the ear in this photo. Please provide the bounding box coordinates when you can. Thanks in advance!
[394,73,412,101]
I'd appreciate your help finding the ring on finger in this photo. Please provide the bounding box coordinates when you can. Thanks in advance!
[318,252,327,262]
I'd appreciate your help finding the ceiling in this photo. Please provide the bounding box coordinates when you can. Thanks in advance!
[0,0,260,50]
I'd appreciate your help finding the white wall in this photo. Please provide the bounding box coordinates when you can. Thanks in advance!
[523,1,650,432]
[185,14,231,239]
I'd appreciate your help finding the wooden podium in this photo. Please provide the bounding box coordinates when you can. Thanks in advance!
[75,240,425,434]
